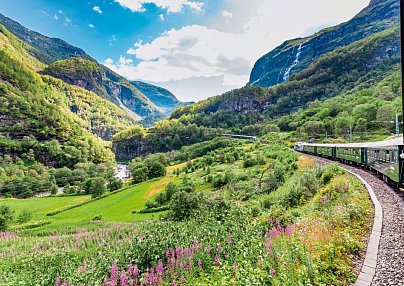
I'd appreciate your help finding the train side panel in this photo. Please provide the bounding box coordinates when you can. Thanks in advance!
[317,146,334,158]
[303,145,317,154]
[335,147,366,164]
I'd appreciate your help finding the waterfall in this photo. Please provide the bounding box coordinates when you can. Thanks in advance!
[283,43,303,82]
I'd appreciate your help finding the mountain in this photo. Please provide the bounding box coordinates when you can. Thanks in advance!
[41,57,163,121]
[130,81,191,114]
[0,13,90,65]
[0,13,183,124]
[171,26,400,125]
[0,23,132,167]
[249,0,399,88]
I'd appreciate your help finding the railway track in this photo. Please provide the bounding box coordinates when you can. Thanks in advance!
[304,154,404,286]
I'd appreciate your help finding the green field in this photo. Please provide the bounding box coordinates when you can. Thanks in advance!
[0,175,175,232]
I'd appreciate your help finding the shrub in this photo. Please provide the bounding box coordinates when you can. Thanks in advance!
[83,177,107,198]
[131,163,149,184]
[108,177,123,191]
[169,191,203,221]
[16,209,32,224]
[148,162,167,179]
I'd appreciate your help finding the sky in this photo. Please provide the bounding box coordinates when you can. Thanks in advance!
[0,0,370,102]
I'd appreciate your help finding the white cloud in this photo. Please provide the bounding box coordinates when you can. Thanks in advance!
[53,14,59,20]
[159,14,165,20]
[222,10,232,19]
[93,6,103,14]
[88,24,95,28]
[108,35,117,47]
[114,0,204,13]
[64,17,72,26]
[106,0,370,101]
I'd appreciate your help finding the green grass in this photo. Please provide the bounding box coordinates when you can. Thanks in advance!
[49,179,170,228]
[2,176,174,232]
[0,195,91,221]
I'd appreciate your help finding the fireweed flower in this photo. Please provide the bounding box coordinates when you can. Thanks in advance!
[120,269,128,286]
[213,255,220,266]
[227,232,232,244]
[284,225,294,235]
[110,262,119,285]
[55,276,61,286]
[197,259,202,269]
[128,264,133,279]
[156,260,164,275]
[133,265,139,278]
[206,246,212,253]
[270,268,276,276]
[265,240,273,254]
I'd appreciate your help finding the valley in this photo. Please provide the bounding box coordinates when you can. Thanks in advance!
[1,0,403,285]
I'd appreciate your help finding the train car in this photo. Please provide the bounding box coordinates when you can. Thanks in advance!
[335,146,366,164]
[366,138,404,186]
[295,137,404,187]
[293,142,304,152]
[316,145,336,158]
[303,144,317,154]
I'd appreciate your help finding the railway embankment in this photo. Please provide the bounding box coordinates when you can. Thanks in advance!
[305,154,404,286]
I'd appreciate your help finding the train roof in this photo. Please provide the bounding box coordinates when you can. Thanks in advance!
[302,136,404,148]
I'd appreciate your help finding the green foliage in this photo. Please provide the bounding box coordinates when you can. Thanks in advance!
[147,162,167,179]
[169,191,204,221]
[108,177,123,191]
[83,177,107,198]
[16,209,32,224]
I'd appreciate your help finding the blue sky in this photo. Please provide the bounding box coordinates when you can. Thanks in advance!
[0,0,370,101]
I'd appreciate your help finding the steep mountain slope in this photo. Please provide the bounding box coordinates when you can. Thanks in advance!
[172,27,400,121]
[42,57,163,120]
[249,0,399,87]
[0,13,90,65]
[130,81,189,114]
[0,12,183,123]
[0,23,135,167]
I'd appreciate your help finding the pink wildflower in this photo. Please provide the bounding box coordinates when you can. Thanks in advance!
[270,268,276,276]
[227,232,232,244]
[120,269,128,286]
[213,255,220,266]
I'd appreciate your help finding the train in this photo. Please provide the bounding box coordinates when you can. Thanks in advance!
[294,137,404,188]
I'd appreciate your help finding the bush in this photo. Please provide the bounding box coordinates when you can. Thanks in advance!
[109,177,123,191]
[83,177,107,198]
[92,215,103,221]
[148,162,167,179]
[131,163,149,184]
[169,191,203,221]
[16,209,32,224]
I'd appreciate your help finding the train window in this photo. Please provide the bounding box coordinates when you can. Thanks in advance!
[386,151,390,162]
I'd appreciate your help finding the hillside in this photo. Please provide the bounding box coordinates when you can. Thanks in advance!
[42,57,164,121]
[171,26,400,125]
[0,22,138,181]
[249,0,399,87]
[0,12,185,124]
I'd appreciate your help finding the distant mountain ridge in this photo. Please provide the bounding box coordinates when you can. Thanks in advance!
[41,57,163,121]
[0,13,90,65]
[249,0,399,87]
[130,81,192,114]
[0,12,184,123]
